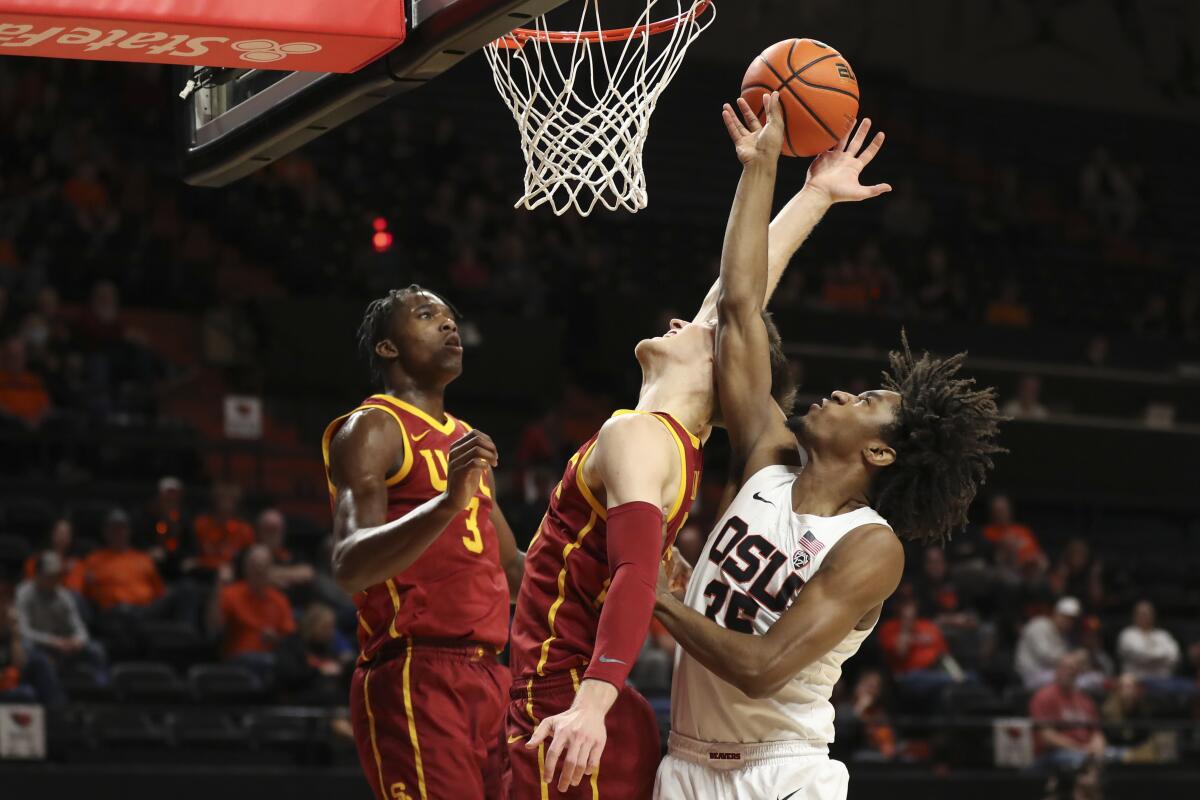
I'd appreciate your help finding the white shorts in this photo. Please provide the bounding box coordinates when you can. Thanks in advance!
[654,732,849,800]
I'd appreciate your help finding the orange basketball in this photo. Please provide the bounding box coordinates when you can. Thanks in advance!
[741,39,860,157]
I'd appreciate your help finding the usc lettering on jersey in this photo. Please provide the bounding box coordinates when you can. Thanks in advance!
[322,394,509,659]
[509,410,703,681]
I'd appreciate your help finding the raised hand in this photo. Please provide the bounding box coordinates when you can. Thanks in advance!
[723,92,785,166]
[804,118,891,203]
[445,429,498,510]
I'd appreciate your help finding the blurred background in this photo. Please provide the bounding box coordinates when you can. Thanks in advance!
[0,0,1198,798]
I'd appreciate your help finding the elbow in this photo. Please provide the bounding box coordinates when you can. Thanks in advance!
[735,650,798,700]
[330,544,364,596]
[738,674,786,700]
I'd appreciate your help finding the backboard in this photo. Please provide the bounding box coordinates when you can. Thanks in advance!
[179,0,567,187]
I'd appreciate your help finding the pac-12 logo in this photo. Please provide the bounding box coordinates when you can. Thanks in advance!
[232,39,321,63]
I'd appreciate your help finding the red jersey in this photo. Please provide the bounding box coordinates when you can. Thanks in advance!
[322,394,509,659]
[509,410,703,680]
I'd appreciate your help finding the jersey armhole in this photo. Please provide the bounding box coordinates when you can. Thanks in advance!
[324,405,415,493]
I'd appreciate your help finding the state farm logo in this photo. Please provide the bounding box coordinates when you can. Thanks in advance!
[233,39,321,63]
[0,23,323,64]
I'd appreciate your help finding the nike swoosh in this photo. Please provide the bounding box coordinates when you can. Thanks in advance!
[410,431,431,442]
[779,789,803,800]
[507,734,526,744]
[597,655,626,665]
[752,492,775,506]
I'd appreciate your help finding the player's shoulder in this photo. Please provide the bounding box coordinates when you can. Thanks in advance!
[594,411,677,454]
[830,522,904,571]
[327,405,406,465]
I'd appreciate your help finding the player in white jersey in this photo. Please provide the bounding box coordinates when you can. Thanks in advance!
[652,94,1006,800]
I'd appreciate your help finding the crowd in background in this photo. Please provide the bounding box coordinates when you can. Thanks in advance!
[1,53,1199,780]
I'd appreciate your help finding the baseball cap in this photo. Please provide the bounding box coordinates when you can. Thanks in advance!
[1055,596,1081,617]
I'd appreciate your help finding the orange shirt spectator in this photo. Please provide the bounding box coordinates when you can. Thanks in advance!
[983,522,1044,565]
[983,494,1045,567]
[84,548,164,609]
[878,597,948,675]
[0,337,50,426]
[23,554,86,594]
[218,581,296,658]
[193,515,255,569]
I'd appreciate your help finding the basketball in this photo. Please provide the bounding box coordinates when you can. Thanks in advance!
[741,38,860,157]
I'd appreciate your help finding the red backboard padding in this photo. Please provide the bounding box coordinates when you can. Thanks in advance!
[0,0,406,72]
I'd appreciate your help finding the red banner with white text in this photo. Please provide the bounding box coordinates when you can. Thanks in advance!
[0,0,406,72]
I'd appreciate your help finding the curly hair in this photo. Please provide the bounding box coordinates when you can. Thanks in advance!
[356,285,459,385]
[871,332,1007,544]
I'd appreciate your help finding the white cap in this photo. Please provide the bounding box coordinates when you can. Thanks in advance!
[158,476,183,493]
[1055,596,1081,617]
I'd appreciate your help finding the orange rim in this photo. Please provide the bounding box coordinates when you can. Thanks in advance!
[499,0,712,45]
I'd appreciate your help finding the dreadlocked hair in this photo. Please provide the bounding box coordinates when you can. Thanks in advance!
[872,332,1007,544]
[356,285,460,385]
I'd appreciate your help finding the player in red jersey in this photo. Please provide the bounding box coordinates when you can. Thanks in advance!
[323,286,525,800]
[505,138,877,797]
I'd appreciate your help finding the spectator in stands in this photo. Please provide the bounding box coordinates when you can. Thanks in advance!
[1017,596,1080,689]
[275,602,353,705]
[22,517,86,594]
[1050,538,1105,612]
[15,552,106,674]
[83,509,165,612]
[0,592,65,706]
[137,475,191,579]
[209,544,295,680]
[913,546,982,665]
[1084,335,1109,368]
[256,509,310,586]
[834,669,898,762]
[1101,673,1164,764]
[982,494,1046,569]
[192,482,254,575]
[0,335,51,428]
[1077,615,1115,693]
[1117,600,1189,695]
[1003,374,1049,420]
[1030,651,1106,771]
[878,594,960,702]
[985,278,1033,328]
[1079,146,1139,235]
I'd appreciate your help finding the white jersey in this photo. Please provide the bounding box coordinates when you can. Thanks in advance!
[670,464,891,749]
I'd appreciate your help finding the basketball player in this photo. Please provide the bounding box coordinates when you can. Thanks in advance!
[323,286,524,800]
[652,96,1005,799]
[508,104,898,799]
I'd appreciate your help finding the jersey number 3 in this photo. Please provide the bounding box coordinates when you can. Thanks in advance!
[419,448,486,554]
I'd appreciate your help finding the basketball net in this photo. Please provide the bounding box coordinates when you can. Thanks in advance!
[484,1,715,216]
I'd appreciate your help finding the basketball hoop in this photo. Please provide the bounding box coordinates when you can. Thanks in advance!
[485,1,715,216]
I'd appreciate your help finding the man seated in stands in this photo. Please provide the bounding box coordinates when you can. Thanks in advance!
[83,508,198,652]
[1016,596,1079,689]
[878,593,960,704]
[1030,651,1106,771]
[84,509,167,613]
[136,475,192,580]
[981,493,1046,569]
[256,508,315,597]
[0,335,51,429]
[0,592,65,706]
[1118,600,1188,694]
[191,482,255,576]
[208,544,295,681]
[15,552,107,675]
[22,517,86,594]
[275,602,354,705]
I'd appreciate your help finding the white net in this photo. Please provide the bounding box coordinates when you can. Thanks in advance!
[484,1,715,216]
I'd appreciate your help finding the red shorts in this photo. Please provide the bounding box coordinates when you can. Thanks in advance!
[350,639,511,800]
[507,671,661,800]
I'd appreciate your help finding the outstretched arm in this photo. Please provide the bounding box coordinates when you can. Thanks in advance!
[328,411,498,594]
[690,118,892,325]
[655,525,904,698]
[715,93,792,477]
